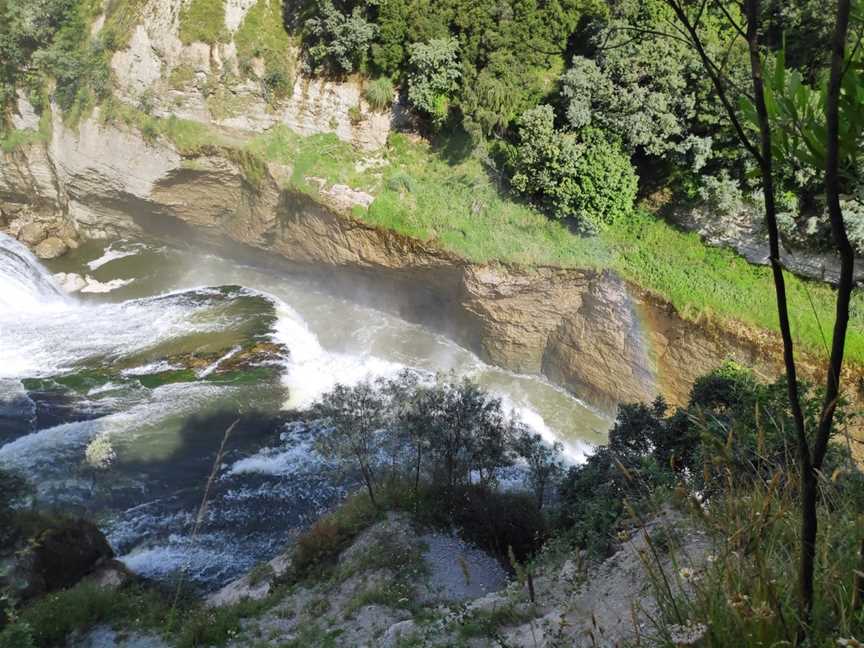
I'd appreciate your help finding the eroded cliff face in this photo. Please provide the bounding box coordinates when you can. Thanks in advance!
[2,109,840,412]
[105,0,398,151]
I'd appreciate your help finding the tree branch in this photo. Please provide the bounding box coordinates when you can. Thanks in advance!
[814,0,855,470]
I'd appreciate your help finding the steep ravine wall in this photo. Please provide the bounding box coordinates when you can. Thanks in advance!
[3,113,850,415]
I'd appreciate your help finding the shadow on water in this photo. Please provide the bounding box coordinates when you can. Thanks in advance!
[106,409,287,510]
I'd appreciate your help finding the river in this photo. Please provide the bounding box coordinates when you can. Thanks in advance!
[0,232,609,590]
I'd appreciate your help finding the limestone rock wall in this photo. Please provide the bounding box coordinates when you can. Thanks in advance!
[108,0,396,151]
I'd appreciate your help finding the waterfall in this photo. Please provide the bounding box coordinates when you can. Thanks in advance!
[0,233,70,313]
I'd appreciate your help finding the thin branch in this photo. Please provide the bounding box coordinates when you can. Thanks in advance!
[712,0,748,41]
[663,0,763,164]
[814,0,855,470]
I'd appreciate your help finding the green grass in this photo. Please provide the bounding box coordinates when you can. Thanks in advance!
[179,0,229,46]
[0,128,47,153]
[0,579,283,648]
[243,126,863,366]
[3,583,170,647]
[604,213,864,367]
[235,0,295,100]
[251,126,864,366]
[364,77,395,112]
[0,109,53,152]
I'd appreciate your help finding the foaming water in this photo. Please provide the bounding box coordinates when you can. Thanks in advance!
[0,233,70,313]
[86,240,145,271]
[0,235,610,590]
[272,302,405,408]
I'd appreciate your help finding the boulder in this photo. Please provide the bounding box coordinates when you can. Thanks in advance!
[30,517,114,593]
[85,559,136,590]
[35,236,69,259]
[380,620,417,647]
[18,222,47,246]
[2,515,114,601]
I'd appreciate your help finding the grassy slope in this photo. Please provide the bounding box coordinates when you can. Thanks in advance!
[244,125,864,366]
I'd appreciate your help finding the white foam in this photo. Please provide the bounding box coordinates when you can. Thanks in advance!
[271,301,404,409]
[0,233,70,313]
[86,241,143,271]
[80,277,135,293]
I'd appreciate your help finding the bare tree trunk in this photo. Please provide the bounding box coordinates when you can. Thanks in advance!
[360,462,377,508]
[414,443,423,497]
[742,0,817,629]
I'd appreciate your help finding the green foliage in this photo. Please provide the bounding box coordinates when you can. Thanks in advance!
[455,604,532,639]
[292,490,381,579]
[178,0,229,46]
[512,427,564,509]
[99,0,147,50]
[304,0,378,74]
[509,105,638,231]
[563,0,746,162]
[646,469,864,646]
[174,597,272,648]
[7,583,170,647]
[558,363,859,559]
[0,468,29,544]
[406,37,460,122]
[0,0,109,118]
[235,0,295,102]
[293,0,602,133]
[363,76,394,112]
[0,614,35,648]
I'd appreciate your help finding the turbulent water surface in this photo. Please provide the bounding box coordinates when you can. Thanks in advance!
[0,233,608,590]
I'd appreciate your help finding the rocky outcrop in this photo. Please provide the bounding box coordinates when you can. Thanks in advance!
[670,201,864,285]
[108,0,397,151]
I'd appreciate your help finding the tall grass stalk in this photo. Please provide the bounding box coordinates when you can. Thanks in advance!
[167,419,239,630]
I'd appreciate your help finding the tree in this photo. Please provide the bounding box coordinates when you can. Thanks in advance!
[513,425,563,510]
[304,0,378,74]
[663,0,858,634]
[379,370,431,495]
[406,37,460,123]
[509,105,638,231]
[424,377,510,491]
[310,381,387,507]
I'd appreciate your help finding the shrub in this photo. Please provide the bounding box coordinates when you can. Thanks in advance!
[291,491,380,580]
[509,105,638,232]
[304,0,377,74]
[235,0,294,102]
[13,583,169,647]
[407,37,460,123]
[363,77,394,112]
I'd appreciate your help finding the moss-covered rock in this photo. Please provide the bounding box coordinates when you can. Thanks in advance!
[1,513,114,604]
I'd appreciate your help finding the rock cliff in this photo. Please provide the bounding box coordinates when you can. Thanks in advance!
[2,103,849,413]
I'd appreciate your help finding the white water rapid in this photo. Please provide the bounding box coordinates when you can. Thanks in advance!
[0,233,609,589]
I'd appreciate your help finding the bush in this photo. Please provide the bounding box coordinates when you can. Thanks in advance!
[363,76,394,112]
[557,363,858,559]
[509,105,638,232]
[291,491,380,580]
[407,37,460,123]
[12,583,169,647]
[304,0,377,74]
